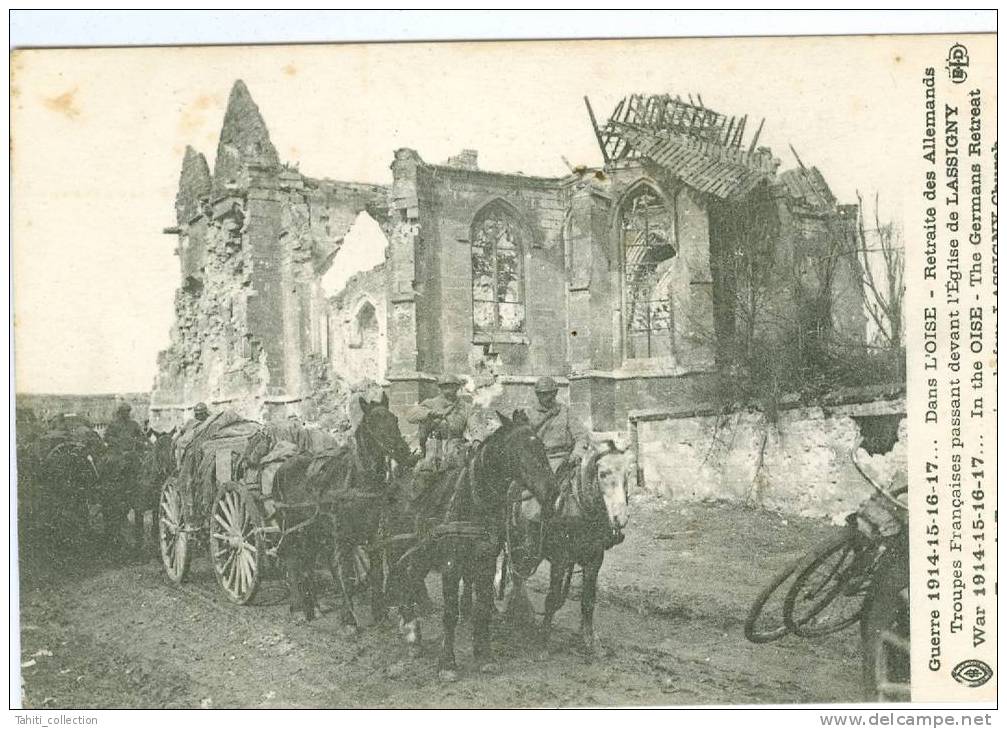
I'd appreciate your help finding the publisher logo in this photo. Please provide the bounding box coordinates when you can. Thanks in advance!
[946,44,969,84]
[951,659,992,688]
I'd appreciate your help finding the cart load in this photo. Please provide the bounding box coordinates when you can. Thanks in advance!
[158,411,343,605]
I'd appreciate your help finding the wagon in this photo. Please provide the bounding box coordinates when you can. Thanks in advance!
[157,414,376,605]
[157,416,280,603]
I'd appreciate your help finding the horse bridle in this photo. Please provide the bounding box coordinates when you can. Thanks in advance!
[495,425,557,579]
[582,451,628,544]
[356,409,411,473]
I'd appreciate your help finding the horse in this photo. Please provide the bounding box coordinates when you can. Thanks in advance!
[95,429,175,557]
[509,441,633,656]
[140,429,177,550]
[31,424,103,551]
[388,409,557,680]
[271,392,415,630]
[94,444,147,553]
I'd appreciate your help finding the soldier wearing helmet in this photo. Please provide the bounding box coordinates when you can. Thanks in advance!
[104,401,147,452]
[407,375,473,465]
[406,374,474,500]
[174,401,212,468]
[506,377,591,572]
[527,376,589,473]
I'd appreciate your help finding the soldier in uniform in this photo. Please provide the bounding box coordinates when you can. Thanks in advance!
[406,374,474,507]
[504,377,593,601]
[526,376,590,476]
[173,401,210,468]
[104,402,148,453]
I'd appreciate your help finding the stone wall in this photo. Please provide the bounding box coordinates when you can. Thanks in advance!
[17,393,151,429]
[631,387,906,520]
[567,162,719,430]
[326,263,389,385]
[151,81,390,431]
[407,155,568,377]
[380,155,726,432]
[383,149,572,432]
[151,82,873,446]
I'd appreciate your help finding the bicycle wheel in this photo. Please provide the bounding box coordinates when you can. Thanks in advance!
[784,530,876,637]
[744,556,803,643]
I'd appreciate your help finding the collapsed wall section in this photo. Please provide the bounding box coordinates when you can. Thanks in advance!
[326,262,389,386]
[152,192,263,429]
[150,80,390,430]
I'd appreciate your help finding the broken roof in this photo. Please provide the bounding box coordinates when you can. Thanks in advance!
[775,165,836,212]
[614,122,777,200]
[594,93,759,160]
[589,93,782,201]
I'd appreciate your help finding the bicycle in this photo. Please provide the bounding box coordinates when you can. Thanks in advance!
[744,452,906,644]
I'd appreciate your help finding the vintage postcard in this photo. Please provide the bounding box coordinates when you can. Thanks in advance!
[11,30,996,711]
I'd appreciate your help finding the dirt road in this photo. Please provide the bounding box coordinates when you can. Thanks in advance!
[17,499,866,708]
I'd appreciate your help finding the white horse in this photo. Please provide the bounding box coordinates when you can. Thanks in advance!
[506,441,633,654]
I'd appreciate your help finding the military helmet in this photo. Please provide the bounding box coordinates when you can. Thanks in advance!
[193,402,209,417]
[534,376,559,394]
[437,374,462,388]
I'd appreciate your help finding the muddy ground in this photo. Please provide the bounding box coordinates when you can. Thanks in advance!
[17,498,867,708]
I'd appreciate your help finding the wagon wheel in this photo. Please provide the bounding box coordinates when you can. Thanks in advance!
[861,539,910,701]
[743,555,803,643]
[158,478,191,584]
[210,482,266,605]
[783,531,877,637]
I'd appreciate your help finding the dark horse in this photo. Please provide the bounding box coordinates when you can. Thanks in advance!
[509,441,632,655]
[31,421,103,550]
[389,410,556,680]
[271,393,414,630]
[95,445,146,553]
[96,429,175,557]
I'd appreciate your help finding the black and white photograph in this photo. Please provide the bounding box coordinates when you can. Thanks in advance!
[10,12,997,713]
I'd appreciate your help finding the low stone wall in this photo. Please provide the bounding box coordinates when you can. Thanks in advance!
[630,386,906,521]
[17,393,151,428]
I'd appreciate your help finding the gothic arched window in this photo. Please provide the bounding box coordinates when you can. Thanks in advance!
[353,300,379,348]
[471,203,525,334]
[621,184,678,359]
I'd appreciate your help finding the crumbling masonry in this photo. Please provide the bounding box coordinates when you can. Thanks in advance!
[150,82,867,438]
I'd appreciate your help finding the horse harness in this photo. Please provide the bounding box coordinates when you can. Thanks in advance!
[269,416,406,553]
[504,447,619,581]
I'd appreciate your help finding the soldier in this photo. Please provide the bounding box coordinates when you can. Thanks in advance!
[407,375,473,466]
[526,376,590,475]
[104,402,147,452]
[504,377,592,582]
[173,401,210,468]
[406,375,474,502]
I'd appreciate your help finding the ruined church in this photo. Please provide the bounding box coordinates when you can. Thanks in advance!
[149,81,866,435]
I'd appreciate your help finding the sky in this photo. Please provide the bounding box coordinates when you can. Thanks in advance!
[11,34,987,394]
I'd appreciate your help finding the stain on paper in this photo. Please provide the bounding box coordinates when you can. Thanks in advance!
[43,88,81,119]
